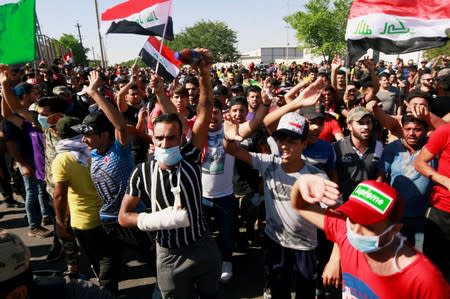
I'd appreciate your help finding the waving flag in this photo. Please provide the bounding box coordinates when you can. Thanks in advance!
[63,49,73,64]
[346,0,450,64]
[101,0,174,40]
[0,0,36,64]
[140,36,180,81]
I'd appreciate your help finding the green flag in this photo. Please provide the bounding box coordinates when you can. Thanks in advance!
[0,0,36,64]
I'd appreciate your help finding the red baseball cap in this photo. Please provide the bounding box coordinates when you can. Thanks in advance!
[337,181,404,225]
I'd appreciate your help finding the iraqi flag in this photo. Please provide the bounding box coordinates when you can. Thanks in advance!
[101,0,174,40]
[346,0,450,64]
[63,49,73,64]
[139,36,180,81]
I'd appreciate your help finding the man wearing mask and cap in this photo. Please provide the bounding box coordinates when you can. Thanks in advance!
[291,177,449,298]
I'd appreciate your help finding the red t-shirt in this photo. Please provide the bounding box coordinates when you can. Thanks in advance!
[324,213,449,299]
[424,123,450,213]
[319,118,343,143]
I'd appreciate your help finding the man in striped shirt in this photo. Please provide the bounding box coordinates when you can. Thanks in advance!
[119,49,221,299]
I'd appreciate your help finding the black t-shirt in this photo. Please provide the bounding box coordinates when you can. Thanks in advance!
[430,95,450,118]
[122,104,149,152]
[233,128,268,196]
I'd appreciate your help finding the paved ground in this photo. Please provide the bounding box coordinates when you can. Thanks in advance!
[0,196,270,299]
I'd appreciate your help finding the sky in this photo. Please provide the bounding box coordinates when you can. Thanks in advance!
[36,0,307,65]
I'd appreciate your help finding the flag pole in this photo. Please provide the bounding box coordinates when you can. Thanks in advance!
[94,0,106,68]
[154,1,172,75]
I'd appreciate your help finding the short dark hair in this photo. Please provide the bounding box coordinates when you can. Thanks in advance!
[153,113,183,136]
[228,96,248,108]
[37,96,68,114]
[184,75,199,87]
[213,99,223,111]
[245,85,261,95]
[401,114,428,128]
[171,86,189,98]
[378,72,390,80]
[406,90,431,103]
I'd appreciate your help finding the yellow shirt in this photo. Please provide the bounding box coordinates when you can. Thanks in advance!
[52,152,101,230]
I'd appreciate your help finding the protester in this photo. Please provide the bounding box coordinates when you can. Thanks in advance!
[291,176,450,297]
[118,49,223,299]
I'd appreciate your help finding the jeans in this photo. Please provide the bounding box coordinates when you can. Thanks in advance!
[22,174,48,228]
[264,234,317,299]
[73,225,118,294]
[423,206,450,282]
[202,194,237,261]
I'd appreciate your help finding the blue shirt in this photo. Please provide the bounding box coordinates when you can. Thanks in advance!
[381,140,435,217]
[91,140,135,221]
[303,139,336,173]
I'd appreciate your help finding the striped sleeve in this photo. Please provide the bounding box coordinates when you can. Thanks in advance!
[126,163,145,197]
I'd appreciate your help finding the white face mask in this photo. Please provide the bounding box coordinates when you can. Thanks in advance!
[346,218,396,253]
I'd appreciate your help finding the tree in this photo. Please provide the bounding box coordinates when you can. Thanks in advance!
[58,34,89,65]
[285,0,352,61]
[167,20,239,63]
[423,39,450,61]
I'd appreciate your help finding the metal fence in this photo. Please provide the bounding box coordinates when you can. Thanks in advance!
[35,34,67,65]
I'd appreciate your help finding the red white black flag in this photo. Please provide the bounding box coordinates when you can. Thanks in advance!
[139,36,180,81]
[346,0,450,64]
[101,0,174,40]
[63,49,73,64]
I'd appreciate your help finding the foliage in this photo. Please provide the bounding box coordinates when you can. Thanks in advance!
[119,57,146,68]
[285,0,352,61]
[423,38,450,60]
[58,34,89,65]
[166,20,240,63]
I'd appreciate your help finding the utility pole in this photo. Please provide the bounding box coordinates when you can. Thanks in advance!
[75,22,83,48]
[91,46,96,62]
[94,0,106,68]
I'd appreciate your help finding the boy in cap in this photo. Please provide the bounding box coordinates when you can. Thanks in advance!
[291,177,449,298]
[224,110,326,299]
[0,228,116,299]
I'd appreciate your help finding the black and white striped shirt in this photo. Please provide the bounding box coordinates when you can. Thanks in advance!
[126,142,208,248]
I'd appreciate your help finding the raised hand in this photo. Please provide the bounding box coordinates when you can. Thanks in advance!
[223,113,243,142]
[86,70,102,97]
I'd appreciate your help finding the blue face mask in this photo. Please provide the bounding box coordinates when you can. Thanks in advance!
[346,218,395,253]
[37,114,50,129]
[154,146,182,166]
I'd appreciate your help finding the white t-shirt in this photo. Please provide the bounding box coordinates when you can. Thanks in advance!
[202,127,235,198]
[251,153,326,250]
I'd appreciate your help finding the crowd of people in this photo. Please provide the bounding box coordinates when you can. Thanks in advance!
[0,50,449,299]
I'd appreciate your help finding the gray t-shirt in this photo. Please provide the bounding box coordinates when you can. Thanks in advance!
[376,87,400,115]
[251,153,326,250]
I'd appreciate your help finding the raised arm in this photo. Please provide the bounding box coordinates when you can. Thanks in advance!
[238,77,272,138]
[0,65,35,124]
[115,76,135,112]
[264,76,327,134]
[190,48,214,150]
[86,70,128,145]
[290,174,340,230]
[362,56,380,93]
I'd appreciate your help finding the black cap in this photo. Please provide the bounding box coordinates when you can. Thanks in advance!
[300,107,325,120]
[56,116,81,139]
[71,111,114,135]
